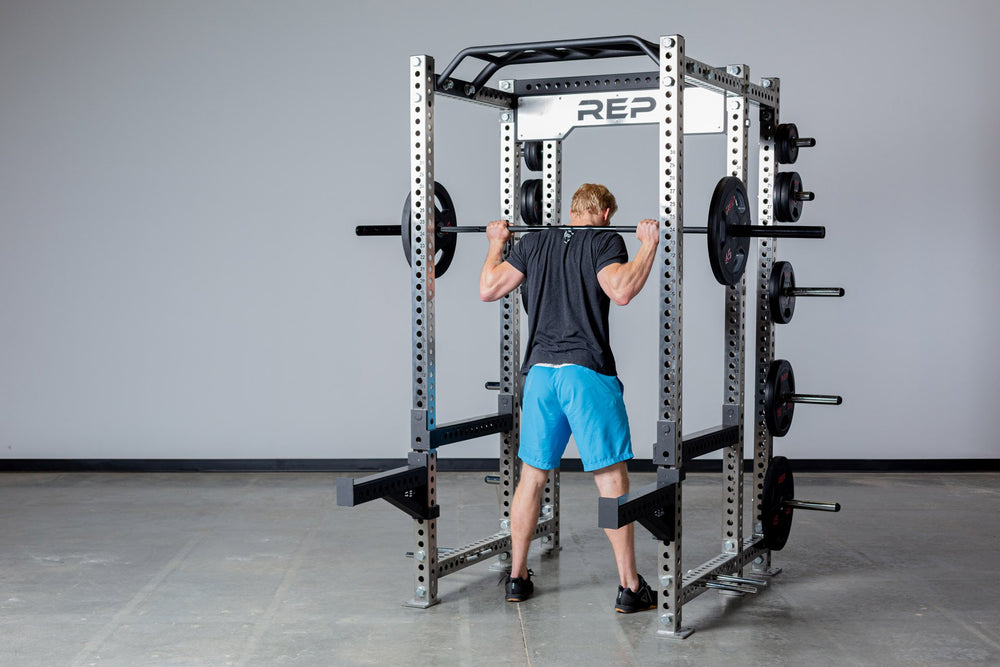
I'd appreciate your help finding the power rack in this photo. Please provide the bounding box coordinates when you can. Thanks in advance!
[339,34,842,639]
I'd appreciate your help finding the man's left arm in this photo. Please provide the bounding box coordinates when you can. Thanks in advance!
[597,218,659,306]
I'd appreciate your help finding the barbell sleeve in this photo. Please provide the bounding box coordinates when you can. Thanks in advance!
[685,225,825,239]
[786,393,842,405]
[355,225,404,236]
[783,499,841,512]
[795,137,817,148]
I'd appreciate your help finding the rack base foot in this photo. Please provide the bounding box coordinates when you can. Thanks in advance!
[657,626,695,640]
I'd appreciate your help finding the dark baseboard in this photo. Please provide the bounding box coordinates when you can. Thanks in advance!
[1,458,998,473]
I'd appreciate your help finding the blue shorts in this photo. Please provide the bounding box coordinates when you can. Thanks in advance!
[519,364,633,472]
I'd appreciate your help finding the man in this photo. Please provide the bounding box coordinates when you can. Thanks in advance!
[479,183,660,613]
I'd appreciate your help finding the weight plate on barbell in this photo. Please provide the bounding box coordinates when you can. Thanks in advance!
[761,455,794,550]
[523,141,544,172]
[707,176,752,287]
[764,359,795,437]
[775,171,804,223]
[520,179,544,227]
[768,261,796,324]
[400,181,458,278]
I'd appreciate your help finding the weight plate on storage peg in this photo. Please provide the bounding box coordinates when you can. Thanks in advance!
[775,123,800,164]
[775,123,816,165]
[706,176,752,287]
[761,456,795,550]
[520,179,544,226]
[523,141,544,171]
[775,171,805,223]
[400,181,458,278]
[764,359,795,437]
[768,261,796,324]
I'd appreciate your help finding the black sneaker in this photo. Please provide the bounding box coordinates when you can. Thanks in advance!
[504,570,534,602]
[615,575,657,613]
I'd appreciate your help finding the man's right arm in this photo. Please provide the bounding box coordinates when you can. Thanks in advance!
[480,220,525,302]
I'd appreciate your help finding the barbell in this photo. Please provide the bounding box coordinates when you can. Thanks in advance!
[763,359,842,437]
[761,455,840,550]
[356,177,825,286]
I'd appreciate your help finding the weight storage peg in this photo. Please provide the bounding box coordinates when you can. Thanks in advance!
[767,261,845,324]
[774,123,816,165]
[774,171,814,223]
[764,359,842,437]
[356,178,827,285]
[760,456,840,550]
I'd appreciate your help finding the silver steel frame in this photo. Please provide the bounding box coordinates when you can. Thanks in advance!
[390,35,806,636]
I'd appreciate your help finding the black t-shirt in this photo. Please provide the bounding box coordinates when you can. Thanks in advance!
[507,227,629,376]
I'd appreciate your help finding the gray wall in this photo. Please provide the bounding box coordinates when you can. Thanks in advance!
[1,1,997,461]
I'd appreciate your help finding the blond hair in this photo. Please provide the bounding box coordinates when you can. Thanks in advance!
[570,183,618,218]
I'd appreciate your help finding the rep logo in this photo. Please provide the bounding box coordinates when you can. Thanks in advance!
[577,96,656,121]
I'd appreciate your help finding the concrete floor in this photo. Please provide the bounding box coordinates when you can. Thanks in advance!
[1,471,998,666]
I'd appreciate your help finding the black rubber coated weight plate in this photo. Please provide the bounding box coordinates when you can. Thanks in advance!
[400,181,458,278]
[707,176,752,287]
[775,171,803,223]
[775,123,800,165]
[520,179,544,226]
[768,261,796,324]
[764,359,795,437]
[761,456,794,550]
[523,141,544,172]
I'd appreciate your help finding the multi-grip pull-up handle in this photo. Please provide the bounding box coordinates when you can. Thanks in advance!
[435,35,659,93]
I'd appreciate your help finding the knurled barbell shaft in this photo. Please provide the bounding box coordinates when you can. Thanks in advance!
[786,393,843,406]
[787,287,845,298]
[356,224,826,239]
[782,499,841,512]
